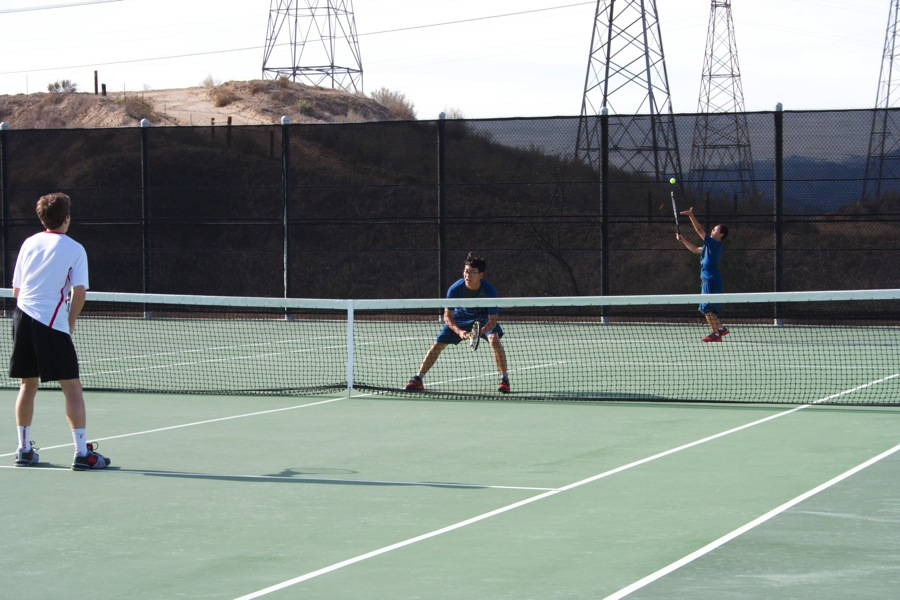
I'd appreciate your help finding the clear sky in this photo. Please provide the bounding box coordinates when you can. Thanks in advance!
[0,0,890,119]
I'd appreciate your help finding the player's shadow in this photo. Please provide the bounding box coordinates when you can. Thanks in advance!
[122,467,490,489]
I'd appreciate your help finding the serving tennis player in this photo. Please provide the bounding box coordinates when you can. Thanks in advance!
[676,206,730,342]
[405,252,510,393]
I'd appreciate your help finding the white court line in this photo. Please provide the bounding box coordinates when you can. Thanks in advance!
[601,442,900,600]
[0,395,352,457]
[232,374,897,600]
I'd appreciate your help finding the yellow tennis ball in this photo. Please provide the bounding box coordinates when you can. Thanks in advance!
[669,177,677,185]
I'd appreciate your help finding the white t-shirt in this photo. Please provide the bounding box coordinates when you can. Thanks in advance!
[12,231,89,334]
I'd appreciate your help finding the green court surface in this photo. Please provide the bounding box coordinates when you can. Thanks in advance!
[1,390,898,599]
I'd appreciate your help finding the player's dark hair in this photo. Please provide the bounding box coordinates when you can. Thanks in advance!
[465,252,486,273]
[36,193,71,230]
[717,224,729,239]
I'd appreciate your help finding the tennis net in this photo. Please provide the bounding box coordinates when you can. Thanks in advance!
[1,288,898,405]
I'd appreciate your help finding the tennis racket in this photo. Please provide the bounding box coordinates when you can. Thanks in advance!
[670,190,680,235]
[469,321,481,351]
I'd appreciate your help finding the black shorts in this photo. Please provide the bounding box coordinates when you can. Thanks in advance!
[9,309,80,382]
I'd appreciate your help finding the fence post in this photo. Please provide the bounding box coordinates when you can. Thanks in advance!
[600,107,609,301]
[281,116,291,299]
[0,122,8,291]
[437,113,446,299]
[140,118,151,294]
[773,103,784,324]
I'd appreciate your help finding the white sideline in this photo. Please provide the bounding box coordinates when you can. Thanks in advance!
[232,374,897,600]
[0,396,350,457]
[232,409,811,599]
[602,442,900,600]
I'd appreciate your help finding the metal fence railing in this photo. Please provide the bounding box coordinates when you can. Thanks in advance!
[0,109,898,299]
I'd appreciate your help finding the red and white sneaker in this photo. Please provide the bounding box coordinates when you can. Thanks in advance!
[72,442,111,471]
[718,327,730,337]
[405,376,424,391]
[14,441,39,467]
[498,377,511,394]
[702,333,722,343]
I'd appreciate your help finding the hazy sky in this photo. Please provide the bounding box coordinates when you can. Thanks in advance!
[0,0,890,119]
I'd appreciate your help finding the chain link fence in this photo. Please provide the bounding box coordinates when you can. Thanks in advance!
[0,109,897,299]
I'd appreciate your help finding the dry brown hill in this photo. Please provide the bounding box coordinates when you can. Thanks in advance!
[0,80,397,129]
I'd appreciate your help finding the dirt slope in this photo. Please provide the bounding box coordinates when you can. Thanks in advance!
[0,80,395,129]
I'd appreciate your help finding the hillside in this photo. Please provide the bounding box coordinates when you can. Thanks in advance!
[0,80,397,129]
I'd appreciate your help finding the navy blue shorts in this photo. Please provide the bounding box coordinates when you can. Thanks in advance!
[699,278,723,315]
[9,309,80,382]
[435,319,504,345]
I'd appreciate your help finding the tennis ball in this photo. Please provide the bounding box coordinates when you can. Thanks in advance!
[669,177,677,185]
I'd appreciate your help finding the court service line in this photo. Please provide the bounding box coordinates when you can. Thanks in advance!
[0,395,356,457]
[234,405,821,599]
[601,442,900,600]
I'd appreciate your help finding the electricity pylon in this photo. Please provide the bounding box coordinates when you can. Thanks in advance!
[864,0,900,200]
[262,0,363,93]
[689,0,755,198]
[575,0,683,183]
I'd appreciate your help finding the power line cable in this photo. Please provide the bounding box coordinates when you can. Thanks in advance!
[360,2,593,36]
[0,0,123,15]
[0,2,593,76]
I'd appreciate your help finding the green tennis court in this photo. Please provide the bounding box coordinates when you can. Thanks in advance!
[2,388,897,599]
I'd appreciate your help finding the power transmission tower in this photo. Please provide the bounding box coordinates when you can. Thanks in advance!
[864,0,900,200]
[689,0,755,198]
[262,0,363,93]
[575,0,683,183]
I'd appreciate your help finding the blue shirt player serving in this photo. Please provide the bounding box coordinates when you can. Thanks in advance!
[676,207,730,342]
[405,252,510,393]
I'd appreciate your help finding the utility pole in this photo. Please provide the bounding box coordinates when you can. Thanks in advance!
[575,0,683,183]
[689,0,755,198]
[262,0,364,93]
[864,0,900,200]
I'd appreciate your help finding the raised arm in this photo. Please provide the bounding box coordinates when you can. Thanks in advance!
[680,207,706,240]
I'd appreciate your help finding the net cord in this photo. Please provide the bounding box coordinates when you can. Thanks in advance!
[2,288,898,311]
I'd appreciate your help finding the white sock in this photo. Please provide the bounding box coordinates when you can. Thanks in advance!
[416,372,424,379]
[72,428,88,456]
[17,425,29,450]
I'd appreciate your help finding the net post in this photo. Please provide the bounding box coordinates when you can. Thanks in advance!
[346,300,354,395]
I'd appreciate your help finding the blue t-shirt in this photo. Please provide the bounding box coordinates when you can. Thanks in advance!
[446,278,499,322]
[699,234,723,281]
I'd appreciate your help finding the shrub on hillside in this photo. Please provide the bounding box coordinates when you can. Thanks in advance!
[208,85,239,107]
[47,79,78,93]
[371,88,416,121]
[118,94,153,120]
